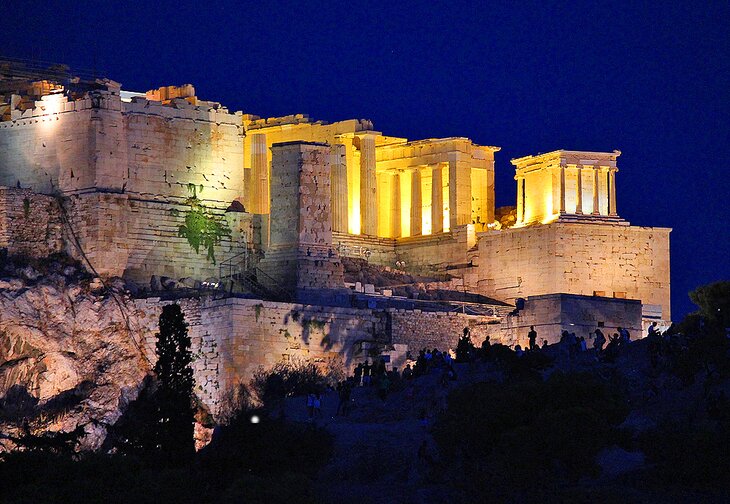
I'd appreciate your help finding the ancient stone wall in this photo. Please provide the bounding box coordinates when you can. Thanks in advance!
[122,98,243,206]
[260,142,344,294]
[62,192,253,283]
[483,294,643,349]
[474,222,671,320]
[389,309,501,354]
[333,224,473,275]
[129,296,514,413]
[395,225,474,273]
[0,187,63,257]
[0,101,94,194]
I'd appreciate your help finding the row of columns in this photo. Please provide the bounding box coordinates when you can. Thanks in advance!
[358,133,459,237]
[249,132,476,237]
[515,165,618,223]
[557,164,617,216]
[383,165,446,238]
[516,164,618,225]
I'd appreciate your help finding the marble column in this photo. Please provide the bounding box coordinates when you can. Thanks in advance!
[251,133,268,214]
[608,168,618,216]
[391,172,401,238]
[431,166,444,234]
[559,166,566,214]
[410,169,422,236]
[358,133,378,235]
[575,164,583,215]
[330,143,348,232]
[592,166,600,215]
[516,174,524,224]
[448,153,471,229]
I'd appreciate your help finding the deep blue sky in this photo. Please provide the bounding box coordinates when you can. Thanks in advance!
[2,1,728,319]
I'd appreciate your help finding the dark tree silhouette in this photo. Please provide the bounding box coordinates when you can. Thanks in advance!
[154,303,195,460]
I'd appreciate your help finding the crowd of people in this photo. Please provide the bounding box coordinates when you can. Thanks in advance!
[308,323,669,421]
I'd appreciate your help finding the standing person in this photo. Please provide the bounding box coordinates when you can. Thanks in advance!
[362,360,372,387]
[647,322,659,338]
[313,391,322,419]
[593,328,606,353]
[481,336,492,360]
[528,326,538,351]
[336,380,352,416]
[618,326,631,344]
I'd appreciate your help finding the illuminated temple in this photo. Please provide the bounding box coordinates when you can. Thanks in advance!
[0,62,671,396]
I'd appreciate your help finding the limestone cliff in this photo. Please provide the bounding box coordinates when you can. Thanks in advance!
[0,257,150,450]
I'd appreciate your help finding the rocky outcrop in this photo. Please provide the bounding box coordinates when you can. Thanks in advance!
[0,256,150,450]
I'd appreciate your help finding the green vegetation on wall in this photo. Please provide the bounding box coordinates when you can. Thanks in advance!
[176,185,230,265]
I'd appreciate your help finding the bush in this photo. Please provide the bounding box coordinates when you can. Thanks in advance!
[250,359,339,408]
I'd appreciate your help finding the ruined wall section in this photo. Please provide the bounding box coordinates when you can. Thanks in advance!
[0,187,63,257]
[488,294,643,348]
[260,142,344,295]
[0,98,94,194]
[475,222,671,320]
[332,224,474,275]
[389,309,502,354]
[395,225,474,273]
[123,98,244,207]
[63,192,252,282]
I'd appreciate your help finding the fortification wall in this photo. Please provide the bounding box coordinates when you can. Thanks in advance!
[389,309,502,353]
[127,296,508,414]
[0,104,94,193]
[122,100,244,206]
[487,294,643,349]
[63,192,253,283]
[0,187,63,257]
[474,222,671,320]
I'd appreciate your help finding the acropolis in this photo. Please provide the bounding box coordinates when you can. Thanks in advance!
[0,61,670,413]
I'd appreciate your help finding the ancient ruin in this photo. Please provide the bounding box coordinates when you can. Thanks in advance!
[0,60,670,417]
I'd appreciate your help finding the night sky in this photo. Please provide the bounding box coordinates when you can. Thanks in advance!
[2,1,728,319]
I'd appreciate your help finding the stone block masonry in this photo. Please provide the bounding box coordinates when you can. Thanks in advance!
[129,295,505,415]
[62,192,253,283]
[475,221,671,321]
[487,293,643,348]
[0,187,63,257]
[390,308,502,354]
[259,142,344,295]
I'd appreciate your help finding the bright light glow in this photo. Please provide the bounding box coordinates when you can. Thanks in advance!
[250,415,260,424]
[39,94,65,131]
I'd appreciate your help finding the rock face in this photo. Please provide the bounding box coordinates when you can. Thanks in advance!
[0,258,150,450]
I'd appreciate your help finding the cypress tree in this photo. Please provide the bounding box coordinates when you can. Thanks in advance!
[154,303,195,459]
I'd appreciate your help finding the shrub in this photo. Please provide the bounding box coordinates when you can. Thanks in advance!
[250,359,338,408]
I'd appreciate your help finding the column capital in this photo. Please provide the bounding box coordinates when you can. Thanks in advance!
[353,130,382,139]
